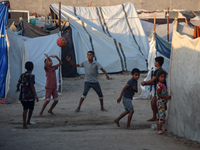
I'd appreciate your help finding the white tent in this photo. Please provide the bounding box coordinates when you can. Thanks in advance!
[168,20,200,143]
[50,2,149,73]
[6,29,62,99]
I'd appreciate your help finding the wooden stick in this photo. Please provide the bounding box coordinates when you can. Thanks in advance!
[185,18,188,27]
[59,2,61,31]
[89,1,92,7]
[167,7,169,42]
[153,14,156,40]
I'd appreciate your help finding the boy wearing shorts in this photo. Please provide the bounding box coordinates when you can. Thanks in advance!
[16,61,39,129]
[39,54,62,116]
[66,51,109,112]
[114,68,140,129]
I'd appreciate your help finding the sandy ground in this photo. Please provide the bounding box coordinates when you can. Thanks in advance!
[0,73,200,150]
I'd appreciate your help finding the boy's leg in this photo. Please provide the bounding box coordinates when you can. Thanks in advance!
[75,82,90,112]
[114,111,128,127]
[75,97,85,112]
[92,82,106,111]
[48,101,58,114]
[21,101,28,129]
[27,110,33,125]
[39,101,49,116]
[40,89,52,116]
[99,98,106,111]
[147,95,157,121]
[126,109,134,129]
[48,89,59,114]
[27,101,34,124]
[22,110,28,129]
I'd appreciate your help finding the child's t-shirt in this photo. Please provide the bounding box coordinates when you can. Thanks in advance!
[123,78,138,99]
[156,82,168,102]
[79,60,102,83]
[45,65,59,89]
[18,71,35,101]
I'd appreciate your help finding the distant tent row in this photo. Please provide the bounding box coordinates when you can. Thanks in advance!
[50,2,150,74]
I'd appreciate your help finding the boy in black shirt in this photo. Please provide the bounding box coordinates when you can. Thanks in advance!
[141,56,164,121]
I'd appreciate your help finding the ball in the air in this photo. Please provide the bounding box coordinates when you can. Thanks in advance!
[57,37,67,47]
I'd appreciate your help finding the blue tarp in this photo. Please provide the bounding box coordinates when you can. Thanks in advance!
[155,33,171,59]
[0,1,9,97]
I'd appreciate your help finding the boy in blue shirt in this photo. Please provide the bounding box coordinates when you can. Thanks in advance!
[114,68,140,129]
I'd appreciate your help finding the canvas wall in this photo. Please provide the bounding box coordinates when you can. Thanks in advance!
[168,30,200,143]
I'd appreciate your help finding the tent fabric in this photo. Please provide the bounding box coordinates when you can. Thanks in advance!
[135,34,171,99]
[168,25,200,143]
[179,11,200,19]
[50,2,149,74]
[141,20,175,42]
[14,20,77,77]
[190,16,200,27]
[155,33,171,59]
[6,29,61,99]
[0,1,9,98]
[22,21,50,37]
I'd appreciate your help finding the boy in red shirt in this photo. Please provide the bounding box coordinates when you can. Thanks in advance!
[39,54,62,116]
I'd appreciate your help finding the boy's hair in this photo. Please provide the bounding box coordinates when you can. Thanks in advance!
[87,51,95,56]
[25,61,34,71]
[155,56,164,66]
[131,68,140,75]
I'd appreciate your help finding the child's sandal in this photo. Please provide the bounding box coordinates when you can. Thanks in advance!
[156,130,163,135]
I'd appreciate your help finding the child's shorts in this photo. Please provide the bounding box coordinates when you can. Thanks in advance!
[122,96,133,112]
[45,88,59,101]
[81,82,103,99]
[21,100,35,110]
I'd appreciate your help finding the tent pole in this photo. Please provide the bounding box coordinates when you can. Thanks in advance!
[59,2,61,31]
[167,7,169,42]
[153,14,156,40]
[89,1,92,7]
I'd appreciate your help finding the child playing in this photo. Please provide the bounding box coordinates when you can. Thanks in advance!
[39,54,63,116]
[16,61,39,129]
[141,56,165,121]
[155,70,171,134]
[114,68,140,129]
[66,51,109,112]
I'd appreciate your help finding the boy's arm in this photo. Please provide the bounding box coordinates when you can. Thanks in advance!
[31,84,39,102]
[117,84,129,103]
[44,53,50,68]
[66,56,80,67]
[141,76,156,86]
[132,86,138,93]
[16,82,20,92]
[100,68,109,80]
[50,55,63,67]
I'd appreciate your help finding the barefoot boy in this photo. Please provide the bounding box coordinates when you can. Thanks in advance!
[66,51,109,112]
[39,54,62,116]
[16,61,39,129]
[114,68,140,129]
[141,56,164,121]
